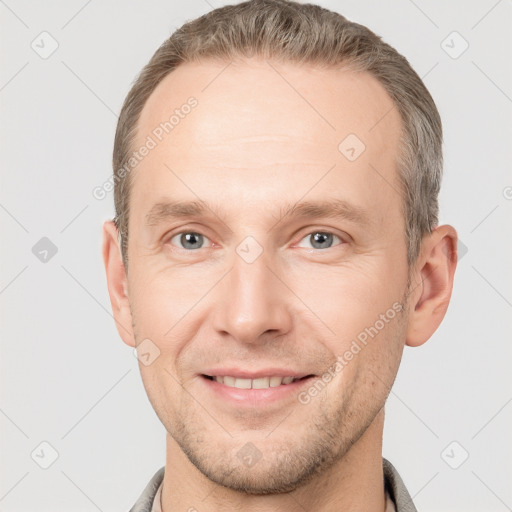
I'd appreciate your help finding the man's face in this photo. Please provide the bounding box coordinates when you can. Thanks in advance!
[125,59,410,493]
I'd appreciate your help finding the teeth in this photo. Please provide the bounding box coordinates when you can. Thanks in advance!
[269,376,283,387]
[235,378,252,389]
[252,377,270,389]
[213,375,300,389]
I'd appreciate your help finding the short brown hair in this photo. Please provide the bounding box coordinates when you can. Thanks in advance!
[112,0,442,270]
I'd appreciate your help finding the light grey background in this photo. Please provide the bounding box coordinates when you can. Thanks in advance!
[1,0,511,510]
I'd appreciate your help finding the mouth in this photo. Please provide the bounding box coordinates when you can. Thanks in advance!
[202,374,315,389]
[198,367,319,406]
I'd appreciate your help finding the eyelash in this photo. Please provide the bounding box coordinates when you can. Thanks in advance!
[165,229,346,252]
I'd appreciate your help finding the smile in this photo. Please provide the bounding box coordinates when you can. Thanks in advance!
[203,375,313,389]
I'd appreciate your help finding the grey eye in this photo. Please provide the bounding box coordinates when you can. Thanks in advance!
[297,231,342,250]
[170,232,211,250]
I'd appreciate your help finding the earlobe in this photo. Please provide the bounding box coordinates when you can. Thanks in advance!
[405,225,458,347]
[102,220,136,347]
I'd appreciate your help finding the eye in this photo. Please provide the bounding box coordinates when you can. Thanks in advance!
[168,231,212,250]
[296,231,343,250]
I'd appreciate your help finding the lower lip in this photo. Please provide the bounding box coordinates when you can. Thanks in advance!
[200,375,315,406]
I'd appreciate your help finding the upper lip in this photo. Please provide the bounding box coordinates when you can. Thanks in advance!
[201,368,314,379]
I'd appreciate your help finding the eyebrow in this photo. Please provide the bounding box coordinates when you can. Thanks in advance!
[279,199,371,228]
[145,198,372,229]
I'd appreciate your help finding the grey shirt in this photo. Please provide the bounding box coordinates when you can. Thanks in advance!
[129,458,417,512]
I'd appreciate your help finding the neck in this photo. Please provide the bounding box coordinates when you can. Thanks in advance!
[160,408,387,511]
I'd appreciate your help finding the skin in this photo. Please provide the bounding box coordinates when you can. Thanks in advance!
[103,58,457,511]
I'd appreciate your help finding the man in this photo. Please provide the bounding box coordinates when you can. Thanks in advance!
[103,1,457,510]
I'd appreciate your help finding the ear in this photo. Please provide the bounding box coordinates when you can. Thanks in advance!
[102,220,135,347]
[405,224,458,347]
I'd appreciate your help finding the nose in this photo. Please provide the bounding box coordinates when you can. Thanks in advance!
[212,247,293,345]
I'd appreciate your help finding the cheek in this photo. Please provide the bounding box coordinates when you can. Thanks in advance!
[287,262,406,392]
[322,306,406,421]
[287,261,401,337]
[128,262,211,335]
[128,265,219,387]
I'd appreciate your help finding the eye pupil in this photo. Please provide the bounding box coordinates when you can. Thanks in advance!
[310,232,332,249]
[181,232,203,250]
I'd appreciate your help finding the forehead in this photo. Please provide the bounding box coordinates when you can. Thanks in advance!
[130,58,403,228]
[137,58,400,151]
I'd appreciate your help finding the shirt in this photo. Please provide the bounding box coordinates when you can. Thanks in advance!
[129,458,416,512]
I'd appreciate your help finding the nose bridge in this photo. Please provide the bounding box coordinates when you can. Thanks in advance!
[212,240,292,343]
